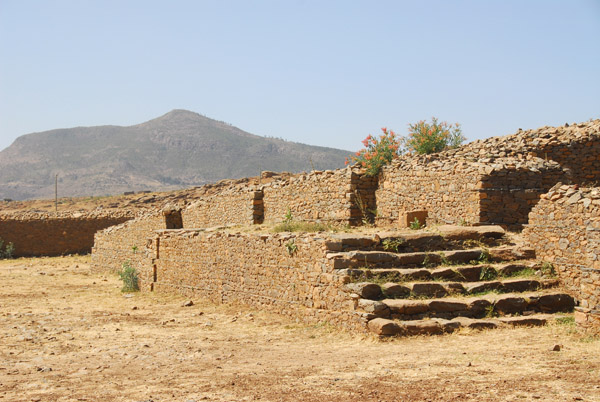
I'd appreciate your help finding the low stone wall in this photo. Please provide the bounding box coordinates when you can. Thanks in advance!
[92,229,368,331]
[262,168,377,225]
[376,156,562,228]
[91,212,166,285]
[182,179,263,228]
[523,184,600,334]
[0,211,133,257]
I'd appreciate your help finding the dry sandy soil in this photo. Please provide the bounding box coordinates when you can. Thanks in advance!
[1,256,600,402]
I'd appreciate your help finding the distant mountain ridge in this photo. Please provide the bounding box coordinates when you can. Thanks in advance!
[0,110,352,200]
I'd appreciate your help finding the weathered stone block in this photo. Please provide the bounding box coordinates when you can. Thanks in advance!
[398,210,428,228]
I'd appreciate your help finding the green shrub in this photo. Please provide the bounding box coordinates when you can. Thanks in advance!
[285,239,298,255]
[0,237,14,259]
[404,117,465,155]
[118,261,139,292]
[346,128,401,176]
[382,238,405,252]
[409,217,423,230]
[540,261,557,277]
[479,266,497,281]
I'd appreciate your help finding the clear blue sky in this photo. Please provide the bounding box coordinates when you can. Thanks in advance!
[1,0,599,152]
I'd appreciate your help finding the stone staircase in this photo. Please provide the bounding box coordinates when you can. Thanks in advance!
[325,226,576,336]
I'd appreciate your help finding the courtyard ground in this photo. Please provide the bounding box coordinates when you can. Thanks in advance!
[1,256,599,402]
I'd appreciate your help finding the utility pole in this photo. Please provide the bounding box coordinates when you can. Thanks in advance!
[55,174,58,213]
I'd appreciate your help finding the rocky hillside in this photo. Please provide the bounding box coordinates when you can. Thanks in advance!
[0,110,352,200]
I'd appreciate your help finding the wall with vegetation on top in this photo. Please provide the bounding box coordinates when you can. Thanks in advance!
[375,156,563,229]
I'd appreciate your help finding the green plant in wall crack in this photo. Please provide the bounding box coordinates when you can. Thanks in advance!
[131,245,138,254]
[382,238,405,252]
[118,261,139,292]
[285,239,298,256]
[484,304,498,318]
[284,208,293,224]
[540,261,557,277]
[479,265,497,281]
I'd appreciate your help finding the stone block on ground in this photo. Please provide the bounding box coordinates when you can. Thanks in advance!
[398,210,428,229]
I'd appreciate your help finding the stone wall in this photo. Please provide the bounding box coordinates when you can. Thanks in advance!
[262,168,377,225]
[0,211,133,257]
[479,159,565,227]
[459,119,600,185]
[146,230,366,331]
[376,156,563,228]
[375,119,599,228]
[91,211,166,286]
[523,184,600,334]
[182,178,263,228]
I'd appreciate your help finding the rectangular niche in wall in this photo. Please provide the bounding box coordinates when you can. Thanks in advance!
[164,209,183,229]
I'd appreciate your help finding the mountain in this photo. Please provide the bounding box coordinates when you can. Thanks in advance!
[0,110,353,200]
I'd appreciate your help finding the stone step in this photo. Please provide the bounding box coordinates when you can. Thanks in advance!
[347,278,560,300]
[324,225,506,253]
[328,246,535,269]
[358,291,575,321]
[342,261,539,283]
[367,313,560,336]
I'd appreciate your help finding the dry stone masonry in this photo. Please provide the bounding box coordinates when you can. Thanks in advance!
[376,156,564,228]
[182,178,263,227]
[375,119,600,228]
[523,184,600,334]
[0,211,133,257]
[262,167,377,225]
[5,118,597,334]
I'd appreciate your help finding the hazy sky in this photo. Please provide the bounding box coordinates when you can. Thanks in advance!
[1,0,599,152]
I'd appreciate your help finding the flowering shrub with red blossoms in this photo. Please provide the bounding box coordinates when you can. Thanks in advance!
[347,118,466,176]
[404,117,465,155]
[345,127,401,176]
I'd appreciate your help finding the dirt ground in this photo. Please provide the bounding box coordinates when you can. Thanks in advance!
[1,256,599,402]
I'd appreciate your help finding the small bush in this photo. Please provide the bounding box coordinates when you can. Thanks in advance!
[285,239,298,256]
[118,261,139,292]
[404,117,465,155]
[346,128,401,176]
[409,217,423,230]
[0,237,15,259]
[540,261,557,277]
[382,238,405,252]
[479,266,497,281]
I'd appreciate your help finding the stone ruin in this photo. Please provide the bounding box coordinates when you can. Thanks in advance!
[2,119,600,334]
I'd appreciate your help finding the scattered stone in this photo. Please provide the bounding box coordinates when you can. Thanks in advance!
[182,300,194,307]
[552,344,561,352]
